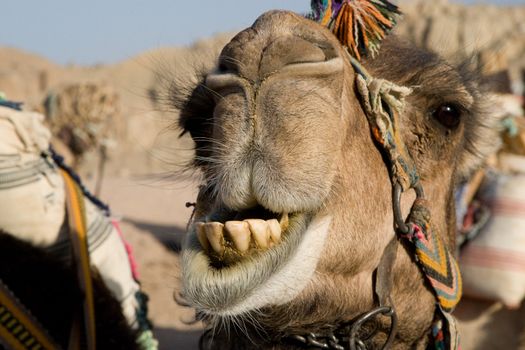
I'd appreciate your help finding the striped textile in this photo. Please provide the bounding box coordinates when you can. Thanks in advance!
[0,107,65,246]
[404,200,463,312]
[460,169,525,308]
[0,159,51,190]
[461,246,525,272]
[406,222,463,312]
[45,214,113,261]
[0,280,59,350]
[0,102,154,348]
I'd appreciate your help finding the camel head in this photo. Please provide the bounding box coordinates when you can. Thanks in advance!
[167,10,497,347]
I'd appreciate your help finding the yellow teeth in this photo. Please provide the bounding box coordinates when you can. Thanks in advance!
[280,213,289,231]
[195,214,289,257]
[245,219,270,249]
[267,219,282,244]
[205,222,225,255]
[195,222,210,251]
[224,221,251,252]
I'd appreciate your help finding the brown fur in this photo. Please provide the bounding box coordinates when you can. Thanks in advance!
[162,11,499,349]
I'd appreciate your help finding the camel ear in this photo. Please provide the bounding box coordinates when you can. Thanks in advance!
[148,36,231,133]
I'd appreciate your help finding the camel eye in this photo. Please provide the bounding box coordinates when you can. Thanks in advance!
[433,104,461,129]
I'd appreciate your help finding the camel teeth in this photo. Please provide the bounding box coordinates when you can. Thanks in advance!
[205,222,225,255]
[197,214,288,256]
[267,219,281,244]
[224,221,251,253]
[245,219,270,249]
[195,222,210,251]
[279,213,289,231]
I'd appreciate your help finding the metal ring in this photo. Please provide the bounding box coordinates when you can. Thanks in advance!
[393,182,425,234]
[348,306,398,350]
[393,183,410,234]
[414,183,425,199]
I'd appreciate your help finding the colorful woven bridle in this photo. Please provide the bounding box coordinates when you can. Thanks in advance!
[290,1,463,349]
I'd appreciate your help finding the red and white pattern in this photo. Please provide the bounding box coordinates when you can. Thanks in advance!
[460,164,525,308]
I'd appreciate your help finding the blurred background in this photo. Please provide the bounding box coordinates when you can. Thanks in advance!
[1,0,523,66]
[1,0,524,349]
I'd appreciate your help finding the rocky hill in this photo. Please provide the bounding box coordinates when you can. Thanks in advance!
[397,0,525,94]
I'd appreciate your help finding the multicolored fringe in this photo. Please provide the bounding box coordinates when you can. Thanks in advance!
[432,309,461,350]
[404,200,463,312]
[432,318,446,350]
[308,0,400,59]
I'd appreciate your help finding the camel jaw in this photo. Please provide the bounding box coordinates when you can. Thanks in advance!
[181,212,331,316]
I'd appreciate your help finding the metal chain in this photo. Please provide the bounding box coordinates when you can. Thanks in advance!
[289,333,345,350]
[197,306,396,349]
[287,306,397,350]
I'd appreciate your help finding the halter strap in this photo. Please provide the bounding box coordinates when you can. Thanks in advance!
[348,50,462,349]
[348,53,417,192]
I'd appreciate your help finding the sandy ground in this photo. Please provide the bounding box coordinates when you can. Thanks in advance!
[456,298,525,350]
[89,175,203,349]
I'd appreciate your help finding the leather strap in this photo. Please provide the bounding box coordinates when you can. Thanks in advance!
[374,236,398,308]
[61,169,96,350]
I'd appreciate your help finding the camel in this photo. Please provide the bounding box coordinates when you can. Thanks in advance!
[165,10,499,349]
[0,103,155,349]
[0,231,140,349]
[42,82,120,167]
[42,82,120,195]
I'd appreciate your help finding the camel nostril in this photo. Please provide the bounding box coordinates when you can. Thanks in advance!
[217,59,239,75]
[218,63,228,73]
[258,36,332,78]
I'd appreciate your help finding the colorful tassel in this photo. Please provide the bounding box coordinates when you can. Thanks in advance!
[308,0,400,60]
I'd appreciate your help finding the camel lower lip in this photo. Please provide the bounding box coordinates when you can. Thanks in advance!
[181,213,331,316]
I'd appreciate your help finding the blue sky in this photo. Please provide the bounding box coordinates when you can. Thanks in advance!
[2,0,522,65]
